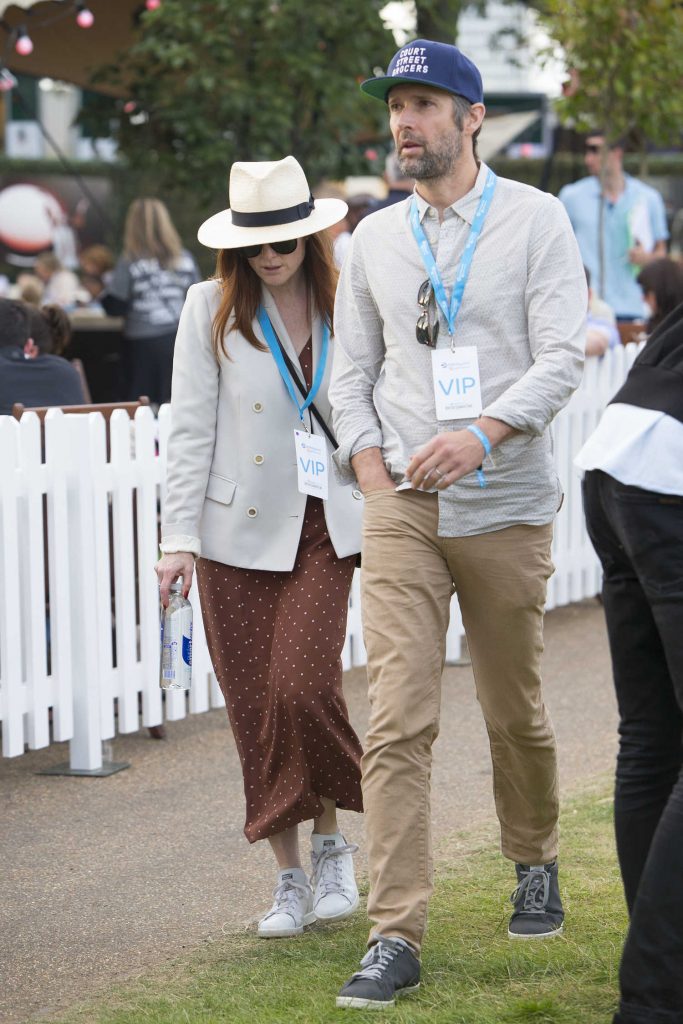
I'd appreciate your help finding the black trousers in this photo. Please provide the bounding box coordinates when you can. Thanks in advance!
[583,470,683,1024]
[126,330,176,406]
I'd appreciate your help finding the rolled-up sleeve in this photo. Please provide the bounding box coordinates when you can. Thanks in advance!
[483,198,586,435]
[329,233,386,478]
[161,284,220,548]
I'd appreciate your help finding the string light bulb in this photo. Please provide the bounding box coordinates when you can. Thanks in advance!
[76,4,95,28]
[15,27,34,56]
[145,0,162,9]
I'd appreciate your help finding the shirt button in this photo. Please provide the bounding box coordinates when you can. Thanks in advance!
[247,507,258,518]
[253,454,264,465]
[352,489,363,500]
[252,401,263,413]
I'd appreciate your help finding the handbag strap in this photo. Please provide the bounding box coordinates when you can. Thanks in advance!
[271,329,338,449]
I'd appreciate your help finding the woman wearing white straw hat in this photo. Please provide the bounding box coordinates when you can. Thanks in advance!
[155,156,364,938]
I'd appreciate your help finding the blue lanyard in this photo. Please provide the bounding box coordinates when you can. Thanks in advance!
[410,169,497,340]
[257,305,329,424]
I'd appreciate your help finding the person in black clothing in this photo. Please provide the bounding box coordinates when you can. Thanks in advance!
[0,299,85,415]
[577,301,683,1024]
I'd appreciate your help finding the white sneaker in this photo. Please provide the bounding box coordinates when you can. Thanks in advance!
[310,832,360,922]
[257,867,315,938]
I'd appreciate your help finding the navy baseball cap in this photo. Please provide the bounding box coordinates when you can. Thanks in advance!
[361,39,483,105]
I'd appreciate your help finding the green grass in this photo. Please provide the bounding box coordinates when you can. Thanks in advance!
[57,785,625,1024]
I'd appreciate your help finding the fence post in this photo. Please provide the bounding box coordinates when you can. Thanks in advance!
[0,418,25,757]
[39,413,128,776]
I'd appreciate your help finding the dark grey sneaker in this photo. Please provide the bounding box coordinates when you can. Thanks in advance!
[508,861,564,939]
[336,936,421,1009]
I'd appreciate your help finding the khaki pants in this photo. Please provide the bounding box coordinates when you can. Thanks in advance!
[360,489,559,953]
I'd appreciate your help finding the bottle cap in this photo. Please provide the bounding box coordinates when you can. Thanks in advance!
[170,580,183,592]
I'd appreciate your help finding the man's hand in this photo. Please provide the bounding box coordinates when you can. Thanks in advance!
[406,417,517,490]
[627,244,651,267]
[628,240,667,267]
[406,429,486,490]
[351,447,396,494]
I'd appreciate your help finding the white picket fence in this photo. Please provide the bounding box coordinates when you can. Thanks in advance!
[0,344,642,769]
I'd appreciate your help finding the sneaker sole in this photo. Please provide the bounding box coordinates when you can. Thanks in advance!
[336,983,420,1009]
[258,911,316,938]
[314,893,361,923]
[508,922,564,940]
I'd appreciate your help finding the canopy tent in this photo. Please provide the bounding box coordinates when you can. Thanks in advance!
[0,0,146,96]
[478,110,540,162]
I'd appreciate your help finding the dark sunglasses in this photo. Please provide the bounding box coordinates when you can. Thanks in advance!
[240,239,299,259]
[416,279,439,348]
[584,143,602,154]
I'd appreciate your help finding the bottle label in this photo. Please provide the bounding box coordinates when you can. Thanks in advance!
[159,601,192,689]
[182,625,192,667]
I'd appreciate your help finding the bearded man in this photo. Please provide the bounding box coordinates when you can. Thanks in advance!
[329,39,587,1009]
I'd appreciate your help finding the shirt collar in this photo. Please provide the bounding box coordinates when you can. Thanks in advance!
[412,161,490,226]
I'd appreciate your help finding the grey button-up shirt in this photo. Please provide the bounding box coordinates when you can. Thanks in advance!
[329,162,586,537]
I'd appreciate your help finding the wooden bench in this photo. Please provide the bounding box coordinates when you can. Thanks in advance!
[12,397,150,424]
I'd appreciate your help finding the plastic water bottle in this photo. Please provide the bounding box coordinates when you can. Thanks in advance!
[159,581,192,690]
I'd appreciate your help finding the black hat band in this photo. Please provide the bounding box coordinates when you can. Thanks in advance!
[231,195,315,228]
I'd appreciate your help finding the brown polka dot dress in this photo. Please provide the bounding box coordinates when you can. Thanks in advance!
[195,339,363,843]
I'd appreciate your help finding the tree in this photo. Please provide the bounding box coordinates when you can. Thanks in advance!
[415,0,544,44]
[103,0,397,207]
[538,0,683,155]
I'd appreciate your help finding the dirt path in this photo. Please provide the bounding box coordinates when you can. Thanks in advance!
[0,599,617,1024]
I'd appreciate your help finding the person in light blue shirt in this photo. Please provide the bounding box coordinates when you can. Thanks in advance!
[559,133,668,320]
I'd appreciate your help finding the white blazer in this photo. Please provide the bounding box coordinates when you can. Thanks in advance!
[162,280,363,571]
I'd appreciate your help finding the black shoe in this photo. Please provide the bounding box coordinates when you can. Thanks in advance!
[336,936,421,1009]
[508,861,564,939]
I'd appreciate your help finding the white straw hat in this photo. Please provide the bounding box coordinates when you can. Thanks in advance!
[197,155,348,249]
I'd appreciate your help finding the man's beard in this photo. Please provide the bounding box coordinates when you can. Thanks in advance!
[397,129,463,181]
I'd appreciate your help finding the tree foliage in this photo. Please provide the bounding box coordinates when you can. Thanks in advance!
[538,0,683,151]
[102,0,397,205]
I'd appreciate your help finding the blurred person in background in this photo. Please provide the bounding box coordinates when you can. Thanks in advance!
[636,257,683,336]
[584,267,620,356]
[155,156,364,941]
[15,273,44,305]
[0,298,85,414]
[24,302,90,400]
[25,302,71,356]
[367,152,415,212]
[559,133,668,321]
[78,244,115,312]
[101,199,199,404]
[315,185,352,268]
[33,252,81,308]
[346,193,374,231]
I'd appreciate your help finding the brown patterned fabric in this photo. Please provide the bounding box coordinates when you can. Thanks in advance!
[195,340,362,841]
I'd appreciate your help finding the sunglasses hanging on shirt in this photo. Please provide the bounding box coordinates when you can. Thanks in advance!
[416,278,439,349]
[240,238,299,259]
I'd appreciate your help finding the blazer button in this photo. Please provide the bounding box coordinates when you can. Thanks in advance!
[253,454,264,465]
[247,506,258,518]
[352,489,363,500]
[252,401,263,413]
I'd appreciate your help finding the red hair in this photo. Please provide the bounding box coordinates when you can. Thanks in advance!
[210,231,338,361]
